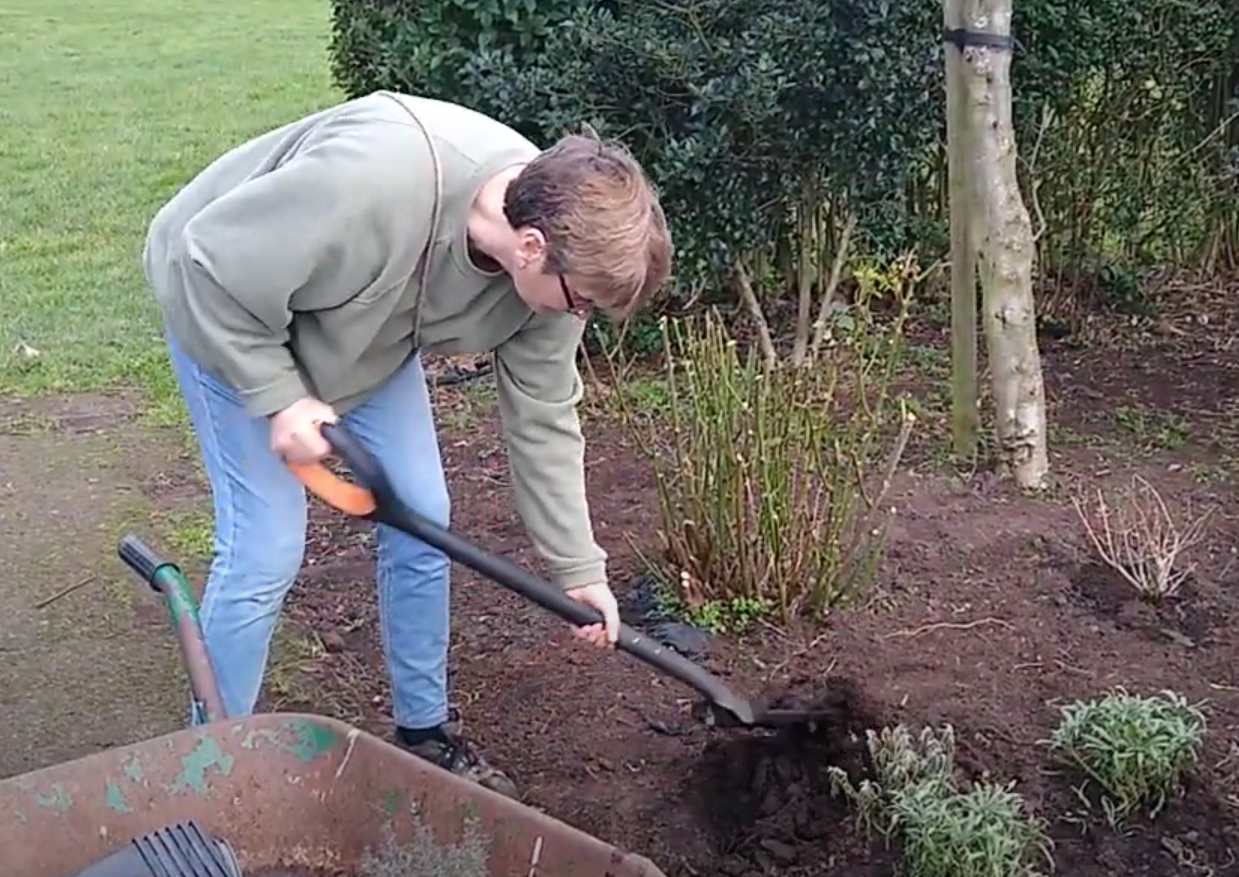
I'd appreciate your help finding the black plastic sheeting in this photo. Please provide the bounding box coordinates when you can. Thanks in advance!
[617,574,713,660]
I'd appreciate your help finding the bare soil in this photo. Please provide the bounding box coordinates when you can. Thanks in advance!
[168,318,1236,877]
[0,391,193,779]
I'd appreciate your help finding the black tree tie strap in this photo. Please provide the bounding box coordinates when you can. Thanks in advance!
[943,28,1015,51]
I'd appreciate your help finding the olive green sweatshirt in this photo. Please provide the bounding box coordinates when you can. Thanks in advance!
[141,91,607,589]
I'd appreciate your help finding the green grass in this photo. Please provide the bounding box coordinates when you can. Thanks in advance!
[0,0,340,408]
[163,509,215,563]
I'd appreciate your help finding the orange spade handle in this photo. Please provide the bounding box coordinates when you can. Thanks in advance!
[287,461,378,517]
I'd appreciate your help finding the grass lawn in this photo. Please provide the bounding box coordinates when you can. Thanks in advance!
[0,0,340,413]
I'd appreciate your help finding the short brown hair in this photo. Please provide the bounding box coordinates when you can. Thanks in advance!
[504,128,672,316]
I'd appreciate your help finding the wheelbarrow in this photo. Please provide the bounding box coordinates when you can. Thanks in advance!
[0,537,667,877]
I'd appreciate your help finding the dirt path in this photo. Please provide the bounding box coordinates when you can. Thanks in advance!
[0,391,204,779]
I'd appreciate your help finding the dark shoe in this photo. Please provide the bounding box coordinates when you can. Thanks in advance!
[396,719,518,799]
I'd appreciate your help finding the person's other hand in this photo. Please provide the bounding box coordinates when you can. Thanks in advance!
[269,397,338,464]
[566,583,620,648]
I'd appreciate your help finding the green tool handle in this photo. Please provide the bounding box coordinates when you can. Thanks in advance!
[118,535,228,724]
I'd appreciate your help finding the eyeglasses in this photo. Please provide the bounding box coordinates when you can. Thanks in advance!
[559,275,593,316]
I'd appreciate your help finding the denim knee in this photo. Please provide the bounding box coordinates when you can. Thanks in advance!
[214,522,306,604]
[377,481,449,569]
[415,483,451,530]
[385,459,450,529]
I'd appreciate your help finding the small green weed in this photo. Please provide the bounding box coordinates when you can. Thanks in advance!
[909,344,950,376]
[647,575,774,634]
[432,378,497,431]
[686,594,775,634]
[619,376,672,418]
[1044,688,1207,825]
[1113,406,1190,451]
[587,308,664,359]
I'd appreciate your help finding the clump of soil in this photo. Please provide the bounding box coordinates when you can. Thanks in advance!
[686,676,889,875]
[247,869,346,877]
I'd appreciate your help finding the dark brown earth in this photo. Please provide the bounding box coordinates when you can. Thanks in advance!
[16,297,1230,875]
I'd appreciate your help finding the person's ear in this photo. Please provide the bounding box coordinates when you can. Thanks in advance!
[514,227,548,271]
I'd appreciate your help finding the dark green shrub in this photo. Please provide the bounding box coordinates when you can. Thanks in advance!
[329,0,583,108]
[1011,0,1238,269]
[330,0,1239,287]
[331,0,945,300]
[583,310,663,360]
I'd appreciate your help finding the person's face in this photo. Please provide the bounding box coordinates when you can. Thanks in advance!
[509,227,595,319]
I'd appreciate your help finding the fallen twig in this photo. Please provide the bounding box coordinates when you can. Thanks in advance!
[882,617,1013,640]
[34,574,96,609]
[1053,658,1090,676]
[766,650,836,683]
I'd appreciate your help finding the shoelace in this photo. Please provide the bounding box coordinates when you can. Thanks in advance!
[435,732,484,774]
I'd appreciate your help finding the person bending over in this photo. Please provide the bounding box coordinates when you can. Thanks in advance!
[142,90,672,798]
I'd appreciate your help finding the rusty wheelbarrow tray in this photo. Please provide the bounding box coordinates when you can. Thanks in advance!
[0,712,664,876]
[0,537,667,877]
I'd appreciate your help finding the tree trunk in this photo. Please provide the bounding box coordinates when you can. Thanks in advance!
[944,0,980,460]
[961,0,1050,489]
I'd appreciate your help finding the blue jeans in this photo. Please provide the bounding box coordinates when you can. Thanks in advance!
[167,335,451,729]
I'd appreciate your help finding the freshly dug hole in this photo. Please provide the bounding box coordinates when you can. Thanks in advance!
[686,676,885,873]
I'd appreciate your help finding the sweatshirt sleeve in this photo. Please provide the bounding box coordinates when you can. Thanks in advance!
[166,120,434,417]
[493,312,608,590]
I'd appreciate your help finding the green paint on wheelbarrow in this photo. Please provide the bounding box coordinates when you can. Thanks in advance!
[105,780,132,813]
[381,788,401,817]
[122,755,143,782]
[287,717,337,762]
[237,717,338,763]
[34,782,72,813]
[163,736,234,796]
